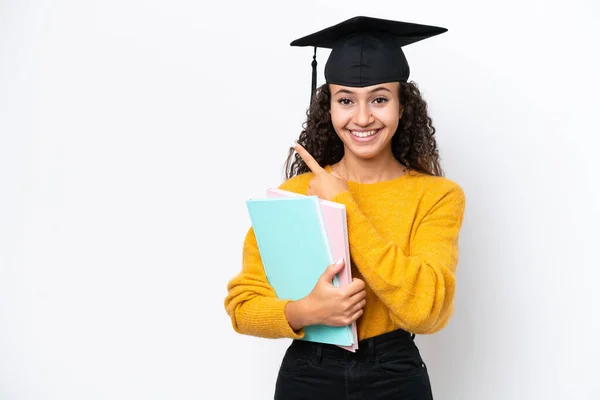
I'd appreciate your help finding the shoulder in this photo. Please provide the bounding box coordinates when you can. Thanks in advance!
[416,173,464,197]
[277,172,314,195]
[406,172,466,210]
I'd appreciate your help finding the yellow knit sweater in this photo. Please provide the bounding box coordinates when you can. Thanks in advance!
[225,167,466,340]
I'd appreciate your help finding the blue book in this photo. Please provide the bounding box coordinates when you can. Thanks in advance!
[246,196,353,346]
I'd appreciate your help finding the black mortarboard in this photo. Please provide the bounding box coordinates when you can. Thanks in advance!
[290,16,447,103]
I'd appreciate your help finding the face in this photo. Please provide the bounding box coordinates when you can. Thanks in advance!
[329,82,403,160]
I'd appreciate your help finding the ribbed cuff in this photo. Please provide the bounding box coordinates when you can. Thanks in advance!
[239,297,304,339]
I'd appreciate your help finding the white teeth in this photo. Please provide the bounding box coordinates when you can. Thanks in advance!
[350,130,378,138]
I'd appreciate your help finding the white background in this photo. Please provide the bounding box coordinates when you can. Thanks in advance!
[1,0,599,399]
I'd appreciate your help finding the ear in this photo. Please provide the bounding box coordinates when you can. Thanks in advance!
[399,104,404,119]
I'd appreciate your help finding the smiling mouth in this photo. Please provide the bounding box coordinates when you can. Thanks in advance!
[349,129,380,138]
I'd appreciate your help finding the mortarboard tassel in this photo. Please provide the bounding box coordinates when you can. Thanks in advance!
[310,47,317,105]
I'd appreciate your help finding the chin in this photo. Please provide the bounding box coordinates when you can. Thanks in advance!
[345,146,384,160]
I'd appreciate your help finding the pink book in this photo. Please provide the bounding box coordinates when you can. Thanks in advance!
[267,188,359,352]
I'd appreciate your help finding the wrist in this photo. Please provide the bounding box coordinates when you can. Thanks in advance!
[285,297,317,330]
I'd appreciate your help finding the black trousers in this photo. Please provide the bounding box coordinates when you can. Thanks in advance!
[274,329,434,400]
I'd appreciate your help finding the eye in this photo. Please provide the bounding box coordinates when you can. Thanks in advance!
[373,97,388,104]
[338,98,353,105]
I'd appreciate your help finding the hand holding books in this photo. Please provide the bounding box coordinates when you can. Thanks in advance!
[285,258,366,331]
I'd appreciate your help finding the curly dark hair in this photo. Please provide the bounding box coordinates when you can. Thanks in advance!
[284,81,443,179]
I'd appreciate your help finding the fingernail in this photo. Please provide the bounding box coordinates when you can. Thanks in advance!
[336,258,344,266]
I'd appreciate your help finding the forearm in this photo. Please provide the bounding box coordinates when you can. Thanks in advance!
[225,279,305,339]
[353,244,455,332]
[331,188,464,333]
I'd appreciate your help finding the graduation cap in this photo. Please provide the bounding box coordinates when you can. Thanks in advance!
[290,16,447,103]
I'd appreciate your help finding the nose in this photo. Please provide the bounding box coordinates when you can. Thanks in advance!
[353,103,375,127]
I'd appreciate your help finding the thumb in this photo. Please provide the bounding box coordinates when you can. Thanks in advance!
[321,258,345,283]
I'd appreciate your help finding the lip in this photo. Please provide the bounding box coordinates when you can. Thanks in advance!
[347,128,382,143]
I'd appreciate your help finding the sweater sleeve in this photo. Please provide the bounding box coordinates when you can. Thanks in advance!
[331,184,466,334]
[224,227,305,339]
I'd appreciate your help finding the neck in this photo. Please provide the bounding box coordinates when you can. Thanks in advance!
[334,148,407,184]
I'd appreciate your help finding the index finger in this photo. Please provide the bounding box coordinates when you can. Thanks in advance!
[295,143,326,175]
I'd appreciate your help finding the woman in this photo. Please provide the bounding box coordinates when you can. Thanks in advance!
[225,16,466,399]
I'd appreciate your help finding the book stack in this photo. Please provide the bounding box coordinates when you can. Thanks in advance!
[246,189,358,352]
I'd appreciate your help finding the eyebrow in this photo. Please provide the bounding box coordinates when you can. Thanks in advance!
[333,86,393,96]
